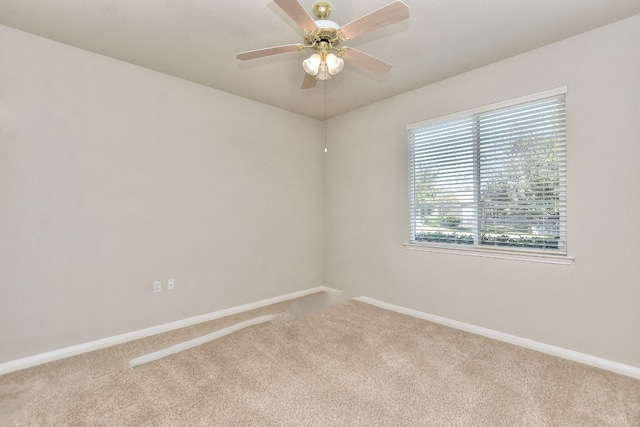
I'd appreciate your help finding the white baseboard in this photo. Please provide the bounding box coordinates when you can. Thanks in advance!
[0,286,333,376]
[5,289,637,381]
[354,296,640,380]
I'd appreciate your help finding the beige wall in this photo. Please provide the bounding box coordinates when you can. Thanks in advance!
[324,15,640,367]
[0,25,324,363]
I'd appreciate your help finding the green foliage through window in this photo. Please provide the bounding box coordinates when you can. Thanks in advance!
[408,90,567,253]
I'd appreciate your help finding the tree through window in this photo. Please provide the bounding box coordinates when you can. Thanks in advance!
[408,90,567,253]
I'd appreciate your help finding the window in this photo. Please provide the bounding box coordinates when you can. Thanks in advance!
[407,88,567,258]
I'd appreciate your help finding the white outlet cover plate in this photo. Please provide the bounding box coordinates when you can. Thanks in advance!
[153,281,162,293]
[167,279,175,290]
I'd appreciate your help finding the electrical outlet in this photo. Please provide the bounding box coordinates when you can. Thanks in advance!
[153,280,162,293]
[167,279,175,291]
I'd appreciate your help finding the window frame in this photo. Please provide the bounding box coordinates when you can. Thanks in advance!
[405,87,573,265]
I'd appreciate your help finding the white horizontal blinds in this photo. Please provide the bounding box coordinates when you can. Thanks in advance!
[478,94,566,251]
[408,91,567,253]
[409,117,477,245]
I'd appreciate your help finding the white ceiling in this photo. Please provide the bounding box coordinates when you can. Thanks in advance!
[1,1,639,120]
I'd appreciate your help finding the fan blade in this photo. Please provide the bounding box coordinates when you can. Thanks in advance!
[274,0,319,31]
[301,72,317,89]
[341,48,392,75]
[237,44,303,61]
[339,1,409,40]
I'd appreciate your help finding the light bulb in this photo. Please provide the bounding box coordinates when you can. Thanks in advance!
[302,54,321,75]
[325,53,344,75]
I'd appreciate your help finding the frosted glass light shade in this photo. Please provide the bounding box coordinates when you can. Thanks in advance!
[317,62,330,80]
[325,53,344,75]
[303,54,321,75]
[303,52,344,80]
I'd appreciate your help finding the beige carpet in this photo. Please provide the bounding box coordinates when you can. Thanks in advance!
[1,296,639,426]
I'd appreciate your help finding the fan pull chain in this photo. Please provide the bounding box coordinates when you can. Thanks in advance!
[323,80,328,153]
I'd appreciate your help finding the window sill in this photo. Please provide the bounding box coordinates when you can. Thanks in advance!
[403,242,574,265]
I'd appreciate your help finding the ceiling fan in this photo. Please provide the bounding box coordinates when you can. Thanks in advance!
[236,0,410,89]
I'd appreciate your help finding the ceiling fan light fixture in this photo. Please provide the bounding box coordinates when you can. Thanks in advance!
[303,53,321,75]
[304,52,343,79]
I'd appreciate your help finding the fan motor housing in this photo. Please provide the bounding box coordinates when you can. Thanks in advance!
[304,26,343,48]
[308,1,343,48]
